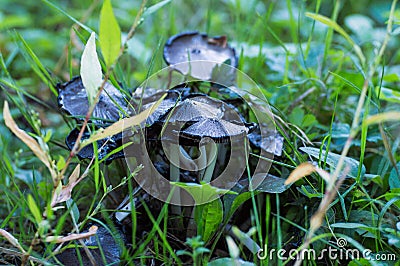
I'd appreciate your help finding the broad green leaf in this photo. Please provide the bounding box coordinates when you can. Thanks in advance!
[297,185,323,198]
[344,14,373,35]
[143,0,172,18]
[195,199,223,242]
[306,12,365,66]
[171,182,237,205]
[376,87,400,103]
[253,174,289,193]
[56,155,65,171]
[27,194,42,224]
[231,226,260,254]
[389,163,400,190]
[330,222,368,229]
[226,191,254,218]
[66,199,80,223]
[100,0,121,67]
[288,106,304,126]
[300,147,365,179]
[80,32,102,106]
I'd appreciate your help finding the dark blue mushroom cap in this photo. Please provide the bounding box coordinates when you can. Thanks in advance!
[57,76,128,125]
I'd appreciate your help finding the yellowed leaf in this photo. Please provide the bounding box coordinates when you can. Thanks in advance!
[51,164,81,207]
[3,101,57,180]
[310,211,325,232]
[285,162,333,187]
[45,225,98,243]
[365,111,400,126]
[80,94,166,148]
[0,229,24,252]
[285,163,316,185]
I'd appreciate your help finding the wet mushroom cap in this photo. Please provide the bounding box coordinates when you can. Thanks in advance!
[161,97,224,123]
[55,223,125,265]
[65,128,124,162]
[132,89,184,126]
[247,127,284,157]
[163,31,237,80]
[57,76,128,125]
[179,118,250,145]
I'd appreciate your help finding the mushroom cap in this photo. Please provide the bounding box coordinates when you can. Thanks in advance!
[161,98,224,123]
[247,126,284,157]
[57,76,128,125]
[142,97,178,126]
[65,128,124,163]
[179,118,251,145]
[55,223,125,265]
[163,31,237,80]
[132,89,185,126]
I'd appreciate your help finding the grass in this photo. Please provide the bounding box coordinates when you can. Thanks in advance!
[1,0,400,265]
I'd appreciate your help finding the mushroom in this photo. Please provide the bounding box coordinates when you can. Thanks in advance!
[57,76,129,125]
[163,31,237,80]
[65,128,124,163]
[157,94,254,183]
[55,223,126,265]
[247,126,284,156]
[160,97,224,124]
[178,118,254,183]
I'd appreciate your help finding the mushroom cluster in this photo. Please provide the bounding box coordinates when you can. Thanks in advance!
[58,76,128,163]
[55,31,286,264]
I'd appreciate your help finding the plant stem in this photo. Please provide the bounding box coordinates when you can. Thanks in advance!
[57,0,148,187]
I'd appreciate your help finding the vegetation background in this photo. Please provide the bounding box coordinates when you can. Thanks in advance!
[0,0,399,265]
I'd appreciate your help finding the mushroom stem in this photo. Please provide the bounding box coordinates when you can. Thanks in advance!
[198,145,207,179]
[217,143,228,170]
[168,143,183,226]
[202,142,218,183]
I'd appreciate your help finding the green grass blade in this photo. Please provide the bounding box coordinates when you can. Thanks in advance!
[306,12,366,66]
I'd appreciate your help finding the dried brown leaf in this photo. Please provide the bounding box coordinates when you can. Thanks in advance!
[51,164,81,207]
[3,101,57,180]
[45,225,98,243]
[285,162,333,187]
[0,229,24,252]
[284,163,316,185]
[80,94,166,148]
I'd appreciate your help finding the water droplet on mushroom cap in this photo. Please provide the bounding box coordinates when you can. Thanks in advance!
[57,76,128,125]
[163,31,237,80]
